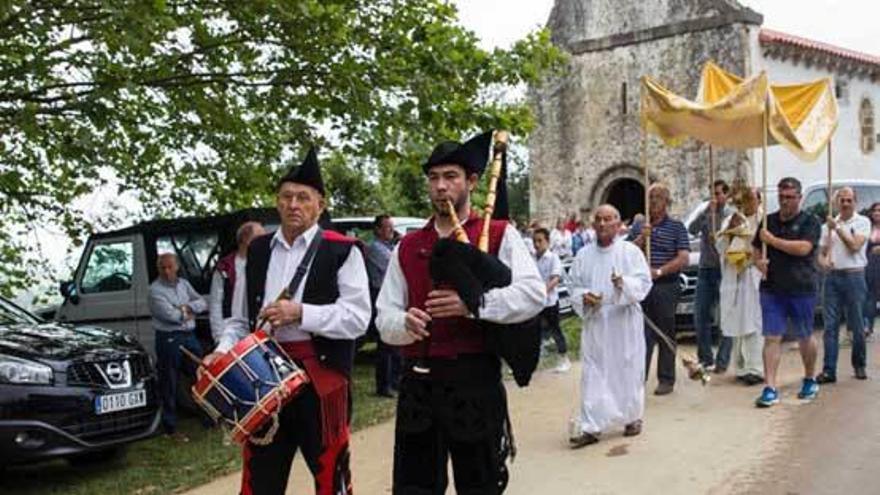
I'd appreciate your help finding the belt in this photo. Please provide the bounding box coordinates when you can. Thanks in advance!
[653,274,680,284]
[402,354,500,383]
[830,268,865,274]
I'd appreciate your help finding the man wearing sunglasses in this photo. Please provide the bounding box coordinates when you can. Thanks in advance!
[752,177,822,407]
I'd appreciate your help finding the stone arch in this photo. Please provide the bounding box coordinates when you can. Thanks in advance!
[589,163,654,222]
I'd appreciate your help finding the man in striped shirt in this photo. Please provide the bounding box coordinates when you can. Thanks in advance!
[629,183,690,395]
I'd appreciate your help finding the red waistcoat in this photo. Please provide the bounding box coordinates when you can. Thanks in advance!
[397,213,507,359]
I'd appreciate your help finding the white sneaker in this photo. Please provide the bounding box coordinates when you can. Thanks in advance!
[553,356,572,373]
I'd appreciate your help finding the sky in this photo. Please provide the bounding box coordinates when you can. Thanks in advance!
[452,0,880,56]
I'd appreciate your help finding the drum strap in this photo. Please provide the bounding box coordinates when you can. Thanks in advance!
[287,227,323,296]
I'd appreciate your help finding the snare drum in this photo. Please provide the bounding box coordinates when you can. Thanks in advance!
[192,330,310,445]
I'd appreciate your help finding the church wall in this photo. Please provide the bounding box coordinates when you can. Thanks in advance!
[529,23,754,224]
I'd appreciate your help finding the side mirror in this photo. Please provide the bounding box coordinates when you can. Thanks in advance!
[60,281,80,305]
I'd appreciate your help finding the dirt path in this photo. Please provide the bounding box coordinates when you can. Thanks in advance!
[185,341,840,494]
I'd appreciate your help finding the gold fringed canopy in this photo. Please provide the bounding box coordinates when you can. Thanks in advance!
[640,61,838,161]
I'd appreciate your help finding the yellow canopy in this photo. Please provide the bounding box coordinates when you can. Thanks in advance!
[640,61,838,161]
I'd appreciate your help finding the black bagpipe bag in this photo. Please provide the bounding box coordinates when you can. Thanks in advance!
[429,238,541,387]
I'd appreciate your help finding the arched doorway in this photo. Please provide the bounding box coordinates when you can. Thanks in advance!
[603,178,644,223]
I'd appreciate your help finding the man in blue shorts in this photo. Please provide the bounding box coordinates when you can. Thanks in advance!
[752,177,822,407]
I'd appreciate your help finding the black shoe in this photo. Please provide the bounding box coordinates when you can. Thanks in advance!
[623,420,643,437]
[376,389,396,398]
[654,382,674,396]
[855,368,868,380]
[569,431,600,449]
[816,372,837,384]
[741,374,764,386]
[713,366,728,375]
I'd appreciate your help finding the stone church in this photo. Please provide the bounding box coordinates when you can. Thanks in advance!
[529,0,880,223]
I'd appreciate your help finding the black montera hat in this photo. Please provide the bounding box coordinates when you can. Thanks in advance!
[278,147,325,196]
[422,130,494,176]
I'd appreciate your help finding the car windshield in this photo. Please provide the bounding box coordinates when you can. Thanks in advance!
[0,297,40,325]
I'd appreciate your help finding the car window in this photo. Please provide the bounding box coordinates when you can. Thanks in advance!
[802,189,828,219]
[81,241,135,294]
[853,186,880,215]
[156,232,220,292]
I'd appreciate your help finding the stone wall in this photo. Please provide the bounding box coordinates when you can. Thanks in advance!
[530,0,761,223]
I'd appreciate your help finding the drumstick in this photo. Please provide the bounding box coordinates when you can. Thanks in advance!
[180,345,205,369]
[255,288,291,333]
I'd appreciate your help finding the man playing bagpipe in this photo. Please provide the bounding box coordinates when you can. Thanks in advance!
[375,130,545,494]
[204,148,371,495]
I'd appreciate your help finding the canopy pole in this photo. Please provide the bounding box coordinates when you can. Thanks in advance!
[641,79,651,262]
[642,127,651,262]
[762,100,768,262]
[827,140,834,249]
[709,145,716,235]
[827,140,834,220]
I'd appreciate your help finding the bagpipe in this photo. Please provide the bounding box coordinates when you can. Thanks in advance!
[426,130,542,387]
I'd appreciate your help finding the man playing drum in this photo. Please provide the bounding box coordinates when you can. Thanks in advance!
[375,132,544,494]
[204,148,371,495]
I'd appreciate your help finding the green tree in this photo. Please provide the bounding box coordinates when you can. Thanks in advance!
[0,0,565,296]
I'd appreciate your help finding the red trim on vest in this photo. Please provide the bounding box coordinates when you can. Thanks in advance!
[397,212,507,359]
[322,230,358,244]
[215,252,237,317]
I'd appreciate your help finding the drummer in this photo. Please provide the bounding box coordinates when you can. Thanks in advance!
[204,148,371,495]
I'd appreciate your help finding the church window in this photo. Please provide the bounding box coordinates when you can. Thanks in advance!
[860,98,875,154]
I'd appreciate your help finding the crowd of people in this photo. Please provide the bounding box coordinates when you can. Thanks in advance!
[144,131,880,493]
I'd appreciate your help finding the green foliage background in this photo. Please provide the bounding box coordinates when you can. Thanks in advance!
[0,0,565,296]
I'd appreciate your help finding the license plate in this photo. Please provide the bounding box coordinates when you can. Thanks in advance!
[676,301,694,315]
[95,389,147,415]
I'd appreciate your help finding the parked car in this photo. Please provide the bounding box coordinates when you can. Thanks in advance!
[0,295,159,467]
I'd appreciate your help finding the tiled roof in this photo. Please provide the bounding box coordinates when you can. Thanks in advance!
[760,28,880,69]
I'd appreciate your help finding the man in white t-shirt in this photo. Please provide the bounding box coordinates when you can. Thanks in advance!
[550,218,573,259]
[534,227,570,372]
[817,187,871,382]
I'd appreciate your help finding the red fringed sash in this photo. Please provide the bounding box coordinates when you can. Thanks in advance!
[280,340,349,448]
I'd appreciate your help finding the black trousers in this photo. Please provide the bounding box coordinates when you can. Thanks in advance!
[241,386,351,495]
[393,356,512,495]
[539,303,567,355]
[643,278,681,385]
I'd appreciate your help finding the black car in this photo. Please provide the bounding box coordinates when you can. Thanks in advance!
[0,296,159,466]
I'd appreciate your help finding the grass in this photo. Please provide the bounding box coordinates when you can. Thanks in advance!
[0,344,398,495]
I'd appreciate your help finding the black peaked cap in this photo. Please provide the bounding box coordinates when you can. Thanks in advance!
[422,130,494,176]
[422,130,509,220]
[278,146,325,196]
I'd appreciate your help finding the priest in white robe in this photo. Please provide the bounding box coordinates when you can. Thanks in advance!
[716,186,764,385]
[568,204,653,448]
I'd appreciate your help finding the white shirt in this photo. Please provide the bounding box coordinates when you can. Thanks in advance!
[550,228,572,258]
[375,222,546,346]
[820,213,871,270]
[215,224,371,353]
[209,255,247,343]
[535,249,563,307]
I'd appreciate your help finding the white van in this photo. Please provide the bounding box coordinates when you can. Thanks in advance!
[55,208,281,355]
[54,210,429,355]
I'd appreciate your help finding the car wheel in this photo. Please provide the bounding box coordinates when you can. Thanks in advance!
[67,447,125,466]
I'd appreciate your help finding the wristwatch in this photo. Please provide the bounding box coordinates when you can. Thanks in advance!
[654,268,663,278]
